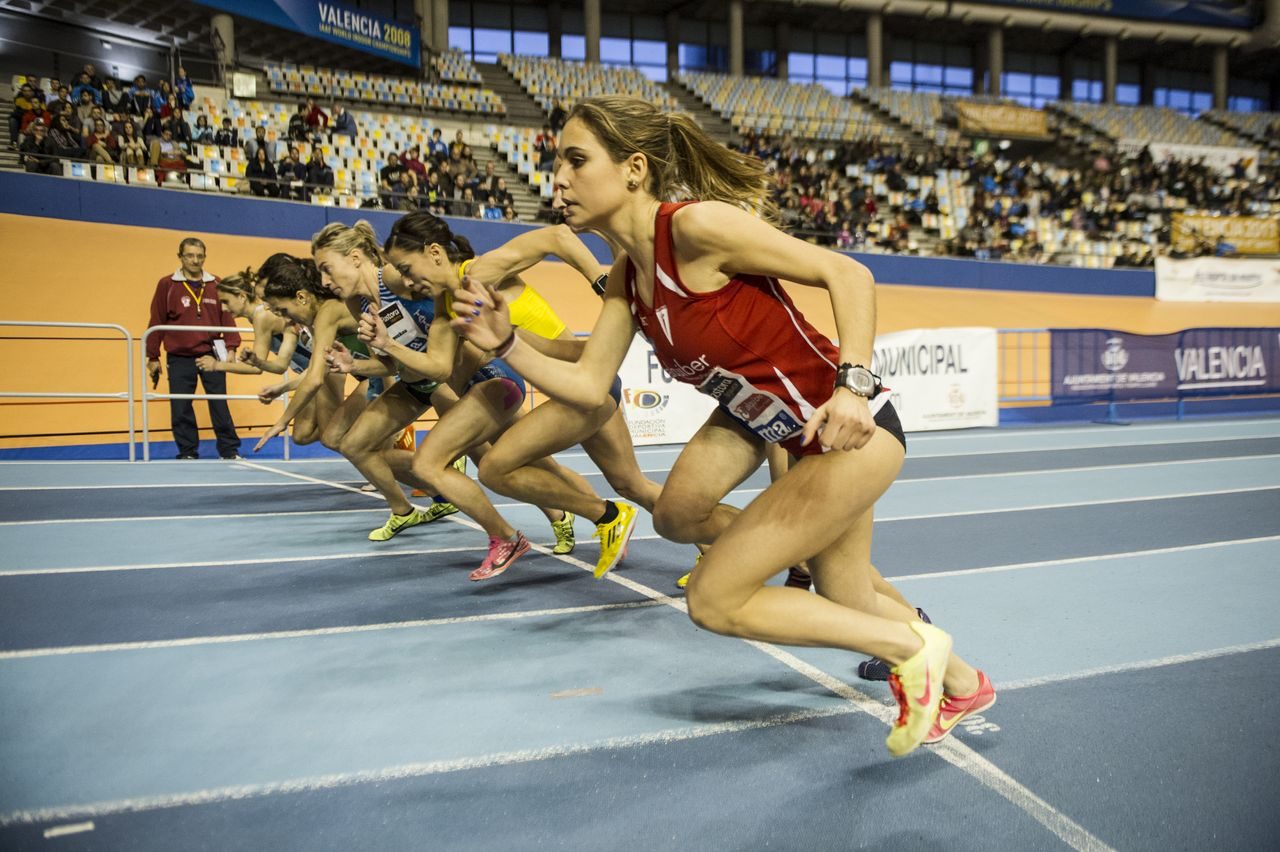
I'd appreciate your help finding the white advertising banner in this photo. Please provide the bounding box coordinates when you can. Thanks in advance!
[617,336,718,446]
[871,327,1000,432]
[1155,257,1280,303]
[1116,139,1260,177]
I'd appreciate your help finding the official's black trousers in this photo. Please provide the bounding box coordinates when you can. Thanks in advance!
[166,355,241,458]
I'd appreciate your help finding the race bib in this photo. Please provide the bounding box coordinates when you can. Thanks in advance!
[377,300,428,353]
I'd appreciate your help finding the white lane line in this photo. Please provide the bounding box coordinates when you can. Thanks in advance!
[0,508,386,527]
[876,484,1280,523]
[886,534,1280,583]
[0,482,357,492]
[904,432,1279,459]
[899,452,1280,483]
[41,821,94,837]
[0,544,486,578]
[906,419,1278,441]
[0,705,857,828]
[999,639,1280,692]
[0,600,664,660]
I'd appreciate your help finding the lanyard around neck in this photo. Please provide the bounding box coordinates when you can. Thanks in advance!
[181,279,204,315]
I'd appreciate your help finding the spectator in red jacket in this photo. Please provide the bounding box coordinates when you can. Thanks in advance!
[146,238,242,459]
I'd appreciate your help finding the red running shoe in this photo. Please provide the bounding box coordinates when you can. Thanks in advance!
[470,532,530,581]
[924,670,997,745]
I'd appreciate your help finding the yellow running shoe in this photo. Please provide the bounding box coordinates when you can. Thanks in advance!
[550,511,576,555]
[592,501,637,579]
[676,553,701,589]
[451,455,467,475]
[885,621,953,758]
[421,501,459,523]
[368,508,428,542]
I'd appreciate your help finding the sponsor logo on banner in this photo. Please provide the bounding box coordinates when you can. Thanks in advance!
[617,339,718,445]
[871,328,998,432]
[733,393,773,422]
[759,410,802,442]
[1155,257,1280,302]
[1050,328,1280,400]
[702,372,743,402]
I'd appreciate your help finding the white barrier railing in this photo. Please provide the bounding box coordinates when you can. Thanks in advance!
[0,321,136,460]
[140,324,290,462]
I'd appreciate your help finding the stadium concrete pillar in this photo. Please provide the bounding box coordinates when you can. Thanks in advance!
[1212,45,1228,111]
[776,20,789,79]
[1103,36,1117,104]
[432,0,448,56]
[414,0,433,56]
[584,0,600,63]
[666,11,679,78]
[548,1,562,58]
[729,0,744,76]
[987,26,1004,96]
[866,13,883,88]
[211,13,235,68]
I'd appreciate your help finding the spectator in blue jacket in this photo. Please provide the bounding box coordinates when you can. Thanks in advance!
[174,67,195,109]
[332,105,358,139]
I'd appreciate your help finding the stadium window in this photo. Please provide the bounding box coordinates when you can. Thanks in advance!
[600,37,630,63]
[889,61,913,89]
[513,31,548,56]
[637,66,668,82]
[943,67,972,95]
[1190,91,1212,114]
[745,49,776,76]
[633,39,665,66]
[448,26,471,54]
[789,52,815,79]
[848,57,868,87]
[815,54,845,80]
[472,28,511,62]
[1073,79,1102,103]
[1227,95,1262,112]
[1115,83,1139,105]
[562,34,585,60]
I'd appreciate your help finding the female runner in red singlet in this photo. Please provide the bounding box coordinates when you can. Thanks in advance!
[450,95,994,758]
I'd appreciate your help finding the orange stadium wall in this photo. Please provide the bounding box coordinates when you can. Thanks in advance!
[2,170,1277,450]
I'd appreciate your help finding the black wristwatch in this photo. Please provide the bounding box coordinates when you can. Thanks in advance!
[835,363,881,398]
[591,273,609,297]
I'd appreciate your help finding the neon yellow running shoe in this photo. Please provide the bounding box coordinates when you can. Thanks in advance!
[550,511,576,555]
[451,455,468,475]
[592,501,637,579]
[422,502,459,523]
[885,621,953,758]
[368,509,428,542]
[676,553,701,589]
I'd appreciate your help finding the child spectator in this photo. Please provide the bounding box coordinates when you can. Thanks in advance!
[213,117,238,148]
[192,114,214,145]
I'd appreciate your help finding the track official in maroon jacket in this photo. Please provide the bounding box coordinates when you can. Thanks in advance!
[146,237,243,459]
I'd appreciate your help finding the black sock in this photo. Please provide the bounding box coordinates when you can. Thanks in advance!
[595,501,618,526]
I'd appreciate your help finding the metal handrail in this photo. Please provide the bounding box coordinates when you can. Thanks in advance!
[140,324,290,462]
[0,321,135,460]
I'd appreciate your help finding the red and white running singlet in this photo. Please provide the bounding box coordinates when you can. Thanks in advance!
[624,202,887,458]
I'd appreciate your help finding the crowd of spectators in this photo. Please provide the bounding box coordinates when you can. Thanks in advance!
[12,64,207,179]
[738,129,1280,265]
[375,127,519,220]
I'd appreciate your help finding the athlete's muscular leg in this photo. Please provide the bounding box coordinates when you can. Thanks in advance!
[580,408,663,512]
[477,397,611,520]
[410,380,524,539]
[335,382,423,515]
[651,409,765,545]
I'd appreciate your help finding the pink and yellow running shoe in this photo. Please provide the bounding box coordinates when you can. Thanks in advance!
[924,670,997,745]
[469,532,530,582]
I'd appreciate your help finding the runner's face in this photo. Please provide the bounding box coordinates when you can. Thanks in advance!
[553,118,629,231]
[313,247,360,298]
[385,245,445,295]
[220,292,248,316]
[266,294,314,325]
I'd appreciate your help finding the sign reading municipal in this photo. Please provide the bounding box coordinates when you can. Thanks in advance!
[198,0,420,66]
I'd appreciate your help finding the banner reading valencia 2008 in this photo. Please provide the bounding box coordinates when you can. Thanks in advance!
[197,0,419,67]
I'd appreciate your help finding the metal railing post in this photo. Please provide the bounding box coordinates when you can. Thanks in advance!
[0,321,135,460]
